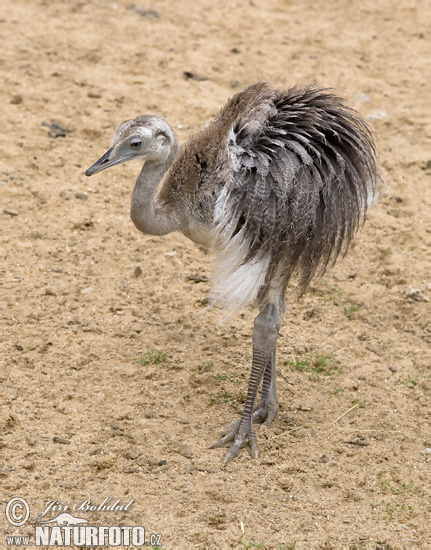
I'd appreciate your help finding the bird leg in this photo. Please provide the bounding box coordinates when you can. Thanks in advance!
[252,349,278,427]
[212,351,278,445]
[210,303,281,465]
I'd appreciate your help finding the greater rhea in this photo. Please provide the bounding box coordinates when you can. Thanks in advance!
[85,82,380,465]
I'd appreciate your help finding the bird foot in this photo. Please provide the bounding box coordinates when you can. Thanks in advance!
[252,399,278,427]
[209,420,259,465]
[209,400,278,465]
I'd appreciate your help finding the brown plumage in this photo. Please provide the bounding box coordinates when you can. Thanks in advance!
[85,82,380,465]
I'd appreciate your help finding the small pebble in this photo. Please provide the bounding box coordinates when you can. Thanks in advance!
[53,436,71,445]
[42,122,67,138]
[124,446,142,460]
[405,287,428,302]
[75,192,88,200]
[345,436,369,447]
[183,71,209,82]
[186,272,208,283]
[354,92,371,103]
[366,110,389,121]
[126,5,160,18]
[122,464,140,474]
[185,461,196,474]
[81,287,94,294]
[10,95,23,105]
[90,448,104,456]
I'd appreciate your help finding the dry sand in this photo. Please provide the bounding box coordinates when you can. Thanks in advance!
[1,0,430,548]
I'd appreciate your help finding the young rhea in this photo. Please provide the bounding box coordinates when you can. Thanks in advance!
[85,82,380,465]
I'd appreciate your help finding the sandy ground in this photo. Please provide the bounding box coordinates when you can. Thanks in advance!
[1,0,430,548]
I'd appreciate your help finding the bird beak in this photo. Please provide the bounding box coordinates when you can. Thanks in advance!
[85,148,130,176]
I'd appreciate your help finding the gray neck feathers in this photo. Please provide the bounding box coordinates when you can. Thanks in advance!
[130,139,181,236]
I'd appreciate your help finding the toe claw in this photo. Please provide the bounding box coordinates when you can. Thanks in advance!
[246,435,259,459]
[222,432,259,464]
[263,408,278,428]
[211,420,259,464]
[222,444,242,465]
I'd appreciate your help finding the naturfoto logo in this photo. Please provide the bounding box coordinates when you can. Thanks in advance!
[4,496,163,548]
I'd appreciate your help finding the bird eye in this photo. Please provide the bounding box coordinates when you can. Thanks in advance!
[130,139,142,149]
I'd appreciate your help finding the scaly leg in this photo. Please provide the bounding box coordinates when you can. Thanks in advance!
[217,351,278,437]
[210,303,281,465]
[252,349,278,426]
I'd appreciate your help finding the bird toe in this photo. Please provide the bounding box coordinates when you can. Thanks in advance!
[252,401,279,427]
[222,432,259,465]
[211,421,259,464]
[209,432,234,449]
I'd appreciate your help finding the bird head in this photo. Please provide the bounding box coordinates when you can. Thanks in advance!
[85,115,178,176]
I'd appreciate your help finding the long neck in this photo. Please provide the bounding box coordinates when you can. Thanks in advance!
[130,155,181,236]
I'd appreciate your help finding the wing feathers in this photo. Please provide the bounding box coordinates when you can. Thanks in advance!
[211,84,380,312]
